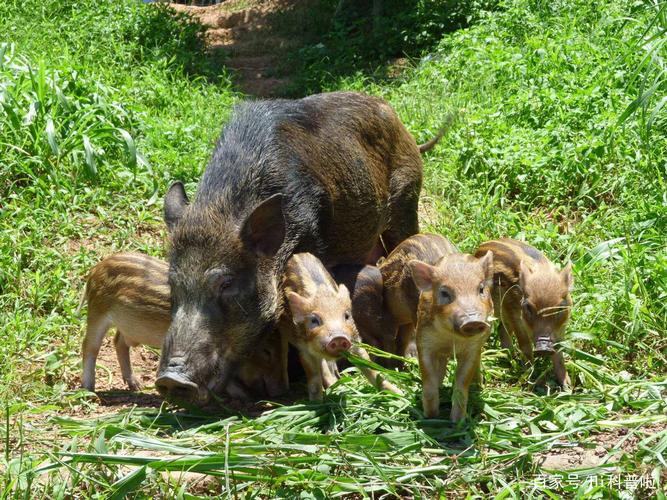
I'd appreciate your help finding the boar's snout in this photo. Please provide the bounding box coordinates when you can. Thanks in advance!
[533,336,555,357]
[156,357,208,404]
[326,335,352,357]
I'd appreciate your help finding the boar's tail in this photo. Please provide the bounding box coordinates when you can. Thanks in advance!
[418,113,456,154]
[76,278,90,315]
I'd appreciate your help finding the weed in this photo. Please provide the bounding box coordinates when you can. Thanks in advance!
[0,0,665,497]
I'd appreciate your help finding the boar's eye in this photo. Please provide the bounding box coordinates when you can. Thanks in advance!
[437,287,453,306]
[218,275,238,297]
[344,310,352,322]
[478,282,486,296]
[307,314,322,329]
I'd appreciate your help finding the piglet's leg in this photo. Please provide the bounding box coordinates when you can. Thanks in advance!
[498,322,512,350]
[299,352,324,401]
[506,313,533,362]
[350,345,403,396]
[114,332,141,391]
[321,360,339,389]
[419,350,447,419]
[81,312,111,392]
[552,351,571,388]
[451,348,482,422]
[396,324,417,358]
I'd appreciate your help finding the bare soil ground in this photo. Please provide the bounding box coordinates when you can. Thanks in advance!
[170,0,299,97]
[536,423,667,470]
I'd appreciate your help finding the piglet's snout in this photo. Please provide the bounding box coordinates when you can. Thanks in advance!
[460,320,490,336]
[455,311,490,337]
[533,336,555,356]
[326,336,352,356]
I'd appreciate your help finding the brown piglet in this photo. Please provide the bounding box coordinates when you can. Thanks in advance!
[475,239,574,387]
[80,252,286,399]
[280,253,403,401]
[380,234,495,421]
[330,264,399,367]
[379,233,458,358]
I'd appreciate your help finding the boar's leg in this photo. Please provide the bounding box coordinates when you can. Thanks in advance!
[419,349,448,419]
[113,332,142,391]
[225,379,254,401]
[299,352,324,401]
[265,331,291,396]
[451,348,482,422]
[81,311,112,392]
[552,351,571,388]
[350,345,403,396]
[381,178,420,253]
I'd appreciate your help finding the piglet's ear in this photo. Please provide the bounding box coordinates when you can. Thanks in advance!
[519,259,533,292]
[561,262,574,291]
[337,283,350,302]
[478,250,494,281]
[286,291,310,324]
[408,260,437,292]
[164,181,189,233]
[240,194,285,258]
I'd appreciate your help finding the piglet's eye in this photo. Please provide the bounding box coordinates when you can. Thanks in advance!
[344,310,352,322]
[307,314,322,329]
[479,283,486,296]
[438,287,453,305]
[522,301,536,318]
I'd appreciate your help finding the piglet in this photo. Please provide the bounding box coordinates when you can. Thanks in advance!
[280,253,403,401]
[475,238,574,387]
[380,234,495,421]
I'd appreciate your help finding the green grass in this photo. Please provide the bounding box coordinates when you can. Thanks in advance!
[1,0,666,497]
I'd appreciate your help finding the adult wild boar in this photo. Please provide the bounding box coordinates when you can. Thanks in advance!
[157,92,434,403]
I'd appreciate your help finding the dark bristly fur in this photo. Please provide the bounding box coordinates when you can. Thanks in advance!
[158,91,427,403]
[80,252,287,398]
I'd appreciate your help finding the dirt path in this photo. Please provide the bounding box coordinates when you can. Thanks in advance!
[170,0,298,97]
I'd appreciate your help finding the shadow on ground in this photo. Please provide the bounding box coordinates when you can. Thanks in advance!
[166,0,497,98]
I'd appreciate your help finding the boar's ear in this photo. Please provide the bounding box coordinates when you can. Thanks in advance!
[164,181,189,232]
[286,291,310,324]
[478,250,494,280]
[561,262,574,291]
[519,259,534,291]
[240,194,285,258]
[408,260,437,292]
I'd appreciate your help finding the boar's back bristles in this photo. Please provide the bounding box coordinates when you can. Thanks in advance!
[475,238,548,287]
[85,253,170,313]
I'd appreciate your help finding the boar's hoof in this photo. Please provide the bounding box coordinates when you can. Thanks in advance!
[326,336,352,357]
[156,372,202,403]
